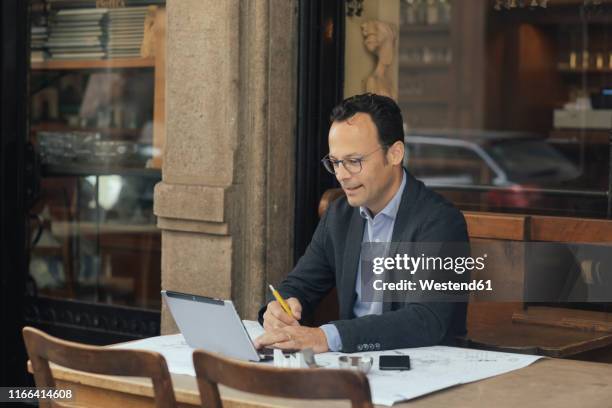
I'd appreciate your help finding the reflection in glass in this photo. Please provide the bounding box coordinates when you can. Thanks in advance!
[28,1,165,312]
[29,174,161,308]
[396,2,611,218]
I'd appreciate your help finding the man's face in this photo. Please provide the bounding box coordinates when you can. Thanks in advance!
[328,113,403,214]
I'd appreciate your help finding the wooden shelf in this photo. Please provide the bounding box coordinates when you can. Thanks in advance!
[50,221,160,238]
[548,129,610,144]
[549,0,612,6]
[467,317,612,358]
[32,124,142,138]
[42,163,161,178]
[558,64,612,74]
[31,57,155,70]
[496,6,612,26]
[29,9,166,169]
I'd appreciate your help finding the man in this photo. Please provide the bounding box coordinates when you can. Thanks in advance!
[254,93,468,353]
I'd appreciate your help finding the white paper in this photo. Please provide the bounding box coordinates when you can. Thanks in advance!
[314,346,543,406]
[110,320,267,376]
[112,333,197,376]
[112,321,542,406]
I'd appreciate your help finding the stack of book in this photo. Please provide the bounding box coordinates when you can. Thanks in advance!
[31,26,49,63]
[47,0,165,9]
[106,7,149,58]
[46,8,108,60]
[31,0,49,63]
[41,1,162,61]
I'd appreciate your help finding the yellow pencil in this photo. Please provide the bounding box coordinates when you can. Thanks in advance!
[268,284,293,318]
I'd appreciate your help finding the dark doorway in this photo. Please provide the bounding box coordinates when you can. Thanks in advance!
[294,0,345,260]
[1,0,162,389]
[0,0,29,388]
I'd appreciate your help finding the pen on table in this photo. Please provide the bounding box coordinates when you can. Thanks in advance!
[268,284,294,319]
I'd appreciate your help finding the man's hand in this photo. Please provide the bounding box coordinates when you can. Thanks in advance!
[262,297,302,330]
[254,326,329,354]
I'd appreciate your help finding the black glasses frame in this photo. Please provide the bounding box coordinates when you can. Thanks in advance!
[321,146,385,175]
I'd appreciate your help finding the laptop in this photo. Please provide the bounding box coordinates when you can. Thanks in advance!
[162,290,273,362]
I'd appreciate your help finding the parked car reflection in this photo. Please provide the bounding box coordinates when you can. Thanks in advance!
[403,129,596,214]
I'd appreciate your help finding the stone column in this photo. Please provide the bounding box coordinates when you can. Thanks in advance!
[155,0,297,332]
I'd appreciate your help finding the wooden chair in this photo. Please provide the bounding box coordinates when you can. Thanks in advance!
[22,326,176,408]
[193,349,373,408]
[318,187,345,218]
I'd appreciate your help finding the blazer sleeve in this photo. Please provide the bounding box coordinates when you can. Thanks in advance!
[258,208,336,322]
[331,206,469,352]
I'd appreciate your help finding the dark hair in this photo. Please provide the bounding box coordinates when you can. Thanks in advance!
[330,93,404,149]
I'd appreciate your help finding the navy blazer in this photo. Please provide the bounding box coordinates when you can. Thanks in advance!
[260,170,469,352]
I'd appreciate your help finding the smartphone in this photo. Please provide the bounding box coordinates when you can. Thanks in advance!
[379,355,411,370]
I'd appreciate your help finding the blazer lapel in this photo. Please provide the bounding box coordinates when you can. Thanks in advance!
[391,170,418,243]
[384,171,419,312]
[339,208,365,319]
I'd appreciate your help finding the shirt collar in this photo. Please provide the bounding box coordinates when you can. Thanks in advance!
[359,169,406,221]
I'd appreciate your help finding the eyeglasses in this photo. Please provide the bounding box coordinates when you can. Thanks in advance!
[321,147,384,175]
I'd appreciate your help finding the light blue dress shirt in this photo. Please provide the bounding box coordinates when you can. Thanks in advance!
[320,170,407,351]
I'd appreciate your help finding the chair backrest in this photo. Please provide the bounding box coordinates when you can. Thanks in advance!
[318,187,346,218]
[192,349,373,408]
[22,326,176,408]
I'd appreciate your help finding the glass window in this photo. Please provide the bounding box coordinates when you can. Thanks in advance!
[28,0,165,310]
[345,0,612,218]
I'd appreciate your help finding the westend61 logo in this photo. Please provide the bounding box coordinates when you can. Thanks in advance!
[372,253,488,275]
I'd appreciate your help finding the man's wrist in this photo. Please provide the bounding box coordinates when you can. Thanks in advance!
[320,323,343,352]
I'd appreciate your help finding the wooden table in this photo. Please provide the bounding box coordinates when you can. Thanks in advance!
[466,303,612,360]
[32,357,612,408]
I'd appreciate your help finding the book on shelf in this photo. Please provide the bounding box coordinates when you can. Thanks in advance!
[108,20,147,26]
[47,39,107,46]
[107,43,142,47]
[55,8,109,16]
[107,27,144,33]
[108,13,149,19]
[31,50,49,63]
[108,9,150,16]
[51,19,108,26]
[48,34,106,42]
[50,27,104,34]
[107,53,141,58]
[107,6,150,12]
[32,25,49,50]
[31,2,49,13]
[49,52,107,59]
[108,14,148,21]
[54,15,108,22]
[40,3,153,62]
[48,0,165,9]
[50,49,107,56]
[50,48,106,55]
[105,33,142,39]
[54,13,108,19]
[107,52,141,57]
[107,43,141,49]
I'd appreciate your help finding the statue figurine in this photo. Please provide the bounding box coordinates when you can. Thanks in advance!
[361,20,397,101]
[140,6,158,58]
